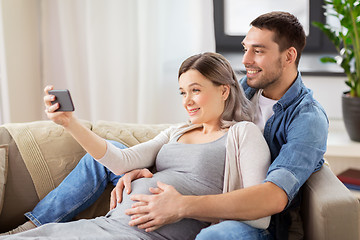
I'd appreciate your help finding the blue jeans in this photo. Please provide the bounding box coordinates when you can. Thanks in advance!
[195,221,273,240]
[25,141,126,226]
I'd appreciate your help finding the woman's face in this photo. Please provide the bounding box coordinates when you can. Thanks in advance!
[178,69,228,126]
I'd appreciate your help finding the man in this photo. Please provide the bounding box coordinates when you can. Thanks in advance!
[123,12,328,239]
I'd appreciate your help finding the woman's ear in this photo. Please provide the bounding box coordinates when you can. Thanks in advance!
[222,85,230,101]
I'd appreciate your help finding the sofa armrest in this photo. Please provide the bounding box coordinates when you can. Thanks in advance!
[0,120,91,232]
[301,164,360,240]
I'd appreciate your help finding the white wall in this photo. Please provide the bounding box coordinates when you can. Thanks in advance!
[302,75,347,120]
[0,0,43,123]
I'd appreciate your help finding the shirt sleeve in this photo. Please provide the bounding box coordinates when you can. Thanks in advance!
[265,103,328,206]
[96,127,174,175]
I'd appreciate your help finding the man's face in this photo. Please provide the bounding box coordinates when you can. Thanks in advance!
[242,27,287,93]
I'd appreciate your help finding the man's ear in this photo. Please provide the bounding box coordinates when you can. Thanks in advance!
[285,47,297,64]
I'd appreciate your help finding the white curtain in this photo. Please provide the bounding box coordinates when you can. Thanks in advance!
[41,0,215,124]
[0,0,10,124]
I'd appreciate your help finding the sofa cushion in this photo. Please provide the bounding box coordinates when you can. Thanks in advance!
[92,121,172,147]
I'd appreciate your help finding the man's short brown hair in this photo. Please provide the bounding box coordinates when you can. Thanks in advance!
[251,11,306,66]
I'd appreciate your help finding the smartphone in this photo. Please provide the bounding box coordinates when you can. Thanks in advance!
[48,89,75,112]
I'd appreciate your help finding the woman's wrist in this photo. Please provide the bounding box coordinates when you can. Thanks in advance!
[63,115,78,130]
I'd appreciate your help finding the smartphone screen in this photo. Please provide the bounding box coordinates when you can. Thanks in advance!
[48,89,75,112]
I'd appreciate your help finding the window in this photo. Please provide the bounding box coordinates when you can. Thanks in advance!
[213,0,336,53]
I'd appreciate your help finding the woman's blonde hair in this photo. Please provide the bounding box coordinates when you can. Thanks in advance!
[178,52,254,128]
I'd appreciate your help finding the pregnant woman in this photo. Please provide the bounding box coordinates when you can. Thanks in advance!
[0,52,270,239]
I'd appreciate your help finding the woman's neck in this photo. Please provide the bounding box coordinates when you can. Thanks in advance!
[201,123,226,134]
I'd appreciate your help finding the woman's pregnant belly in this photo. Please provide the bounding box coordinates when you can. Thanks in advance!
[107,170,214,240]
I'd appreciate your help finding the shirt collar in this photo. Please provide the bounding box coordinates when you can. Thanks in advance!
[243,72,304,110]
[277,72,304,110]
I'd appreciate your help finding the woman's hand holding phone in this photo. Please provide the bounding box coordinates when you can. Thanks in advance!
[44,85,108,160]
[44,85,75,127]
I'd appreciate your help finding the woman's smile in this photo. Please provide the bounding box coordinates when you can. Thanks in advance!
[187,108,200,115]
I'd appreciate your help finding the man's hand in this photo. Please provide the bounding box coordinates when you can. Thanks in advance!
[125,181,185,232]
[110,168,153,210]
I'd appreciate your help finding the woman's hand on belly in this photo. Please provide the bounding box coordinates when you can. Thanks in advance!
[110,168,153,210]
[125,181,185,232]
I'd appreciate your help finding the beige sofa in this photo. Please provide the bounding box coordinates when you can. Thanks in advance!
[0,120,359,239]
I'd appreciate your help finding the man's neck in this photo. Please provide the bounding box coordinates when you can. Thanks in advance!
[262,70,298,100]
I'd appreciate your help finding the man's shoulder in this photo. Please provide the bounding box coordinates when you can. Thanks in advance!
[291,88,326,116]
[281,89,328,130]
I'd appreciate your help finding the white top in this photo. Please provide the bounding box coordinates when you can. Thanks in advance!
[251,90,278,133]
